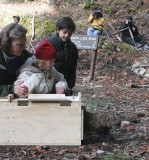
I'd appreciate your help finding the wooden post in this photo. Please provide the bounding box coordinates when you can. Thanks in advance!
[71,35,99,82]
[89,50,98,80]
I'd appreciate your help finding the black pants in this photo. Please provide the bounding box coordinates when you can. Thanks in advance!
[122,34,147,47]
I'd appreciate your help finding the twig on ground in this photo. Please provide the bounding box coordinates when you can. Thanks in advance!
[28,14,35,52]
[108,23,122,42]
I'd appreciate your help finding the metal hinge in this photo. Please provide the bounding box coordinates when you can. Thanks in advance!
[17,100,29,106]
[60,101,71,106]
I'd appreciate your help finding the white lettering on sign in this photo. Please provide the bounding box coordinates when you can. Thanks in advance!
[80,37,88,40]
[88,37,96,40]
[71,35,99,50]
[71,37,80,40]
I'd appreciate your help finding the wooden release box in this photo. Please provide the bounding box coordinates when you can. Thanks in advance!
[0,93,83,145]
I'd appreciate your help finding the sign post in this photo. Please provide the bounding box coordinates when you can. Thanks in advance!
[71,35,99,82]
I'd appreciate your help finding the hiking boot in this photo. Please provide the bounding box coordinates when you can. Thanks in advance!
[144,44,149,50]
[136,43,142,48]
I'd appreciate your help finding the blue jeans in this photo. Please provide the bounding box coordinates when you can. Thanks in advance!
[87,27,101,36]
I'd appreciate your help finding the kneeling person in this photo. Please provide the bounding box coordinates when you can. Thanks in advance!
[14,40,68,97]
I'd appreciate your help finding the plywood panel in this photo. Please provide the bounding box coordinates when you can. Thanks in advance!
[0,94,82,145]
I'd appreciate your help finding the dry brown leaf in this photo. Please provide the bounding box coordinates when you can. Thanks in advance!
[146,147,149,153]
[78,146,85,150]
[121,125,136,131]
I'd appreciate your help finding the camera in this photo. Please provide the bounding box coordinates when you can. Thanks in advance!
[94,12,103,19]
[128,21,133,27]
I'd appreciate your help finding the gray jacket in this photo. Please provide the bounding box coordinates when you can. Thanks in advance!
[14,57,68,97]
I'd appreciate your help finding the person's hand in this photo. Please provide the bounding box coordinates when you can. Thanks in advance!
[126,20,129,24]
[14,81,28,96]
[56,87,65,94]
[92,11,96,17]
[132,27,135,31]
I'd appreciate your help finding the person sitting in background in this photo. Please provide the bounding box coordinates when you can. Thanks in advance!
[13,15,20,24]
[87,8,106,36]
[0,23,33,97]
[14,40,68,98]
[120,16,149,50]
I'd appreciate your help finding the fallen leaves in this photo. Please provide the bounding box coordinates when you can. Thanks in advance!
[121,125,136,131]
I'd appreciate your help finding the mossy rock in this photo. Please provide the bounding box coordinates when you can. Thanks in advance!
[98,38,104,48]
[118,43,136,53]
[105,40,116,51]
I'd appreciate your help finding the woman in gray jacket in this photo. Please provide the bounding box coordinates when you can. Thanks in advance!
[14,40,68,98]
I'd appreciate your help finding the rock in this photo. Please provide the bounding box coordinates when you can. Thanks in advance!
[84,111,121,134]
[144,73,149,78]
[137,112,145,117]
[121,121,130,127]
[83,76,92,82]
[139,68,146,76]
[132,68,142,74]
[96,150,105,154]
[132,61,149,79]
[138,126,147,132]
[132,62,141,68]
[145,69,149,74]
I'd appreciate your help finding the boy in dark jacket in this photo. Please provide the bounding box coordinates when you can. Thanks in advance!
[42,17,78,95]
[120,16,149,50]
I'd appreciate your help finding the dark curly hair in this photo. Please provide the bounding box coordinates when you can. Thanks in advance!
[56,17,76,31]
[0,23,27,52]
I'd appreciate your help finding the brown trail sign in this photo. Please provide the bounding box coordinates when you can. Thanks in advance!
[71,35,99,82]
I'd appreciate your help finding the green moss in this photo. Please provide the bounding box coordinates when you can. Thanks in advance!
[99,52,105,59]
[34,17,56,39]
[98,38,104,48]
[0,12,12,27]
[63,153,77,159]
[99,152,131,160]
[83,0,96,9]
[86,99,107,110]
[106,6,116,15]
[103,67,115,73]
[105,40,116,51]
[136,7,142,13]
[114,0,126,6]
[20,15,55,42]
[118,43,136,53]
[0,12,55,46]
[76,22,85,29]
[21,15,32,33]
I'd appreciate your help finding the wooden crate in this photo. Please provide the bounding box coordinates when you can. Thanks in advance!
[0,93,83,145]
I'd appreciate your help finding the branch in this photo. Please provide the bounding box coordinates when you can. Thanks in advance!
[28,14,35,52]
[131,84,149,88]
[108,23,122,42]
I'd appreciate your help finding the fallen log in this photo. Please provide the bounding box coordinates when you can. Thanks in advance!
[130,83,149,88]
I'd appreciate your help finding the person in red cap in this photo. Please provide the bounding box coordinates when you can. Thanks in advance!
[14,40,68,98]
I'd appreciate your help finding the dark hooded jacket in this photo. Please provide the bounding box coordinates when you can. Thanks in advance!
[0,49,32,97]
[120,21,138,38]
[46,33,78,89]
